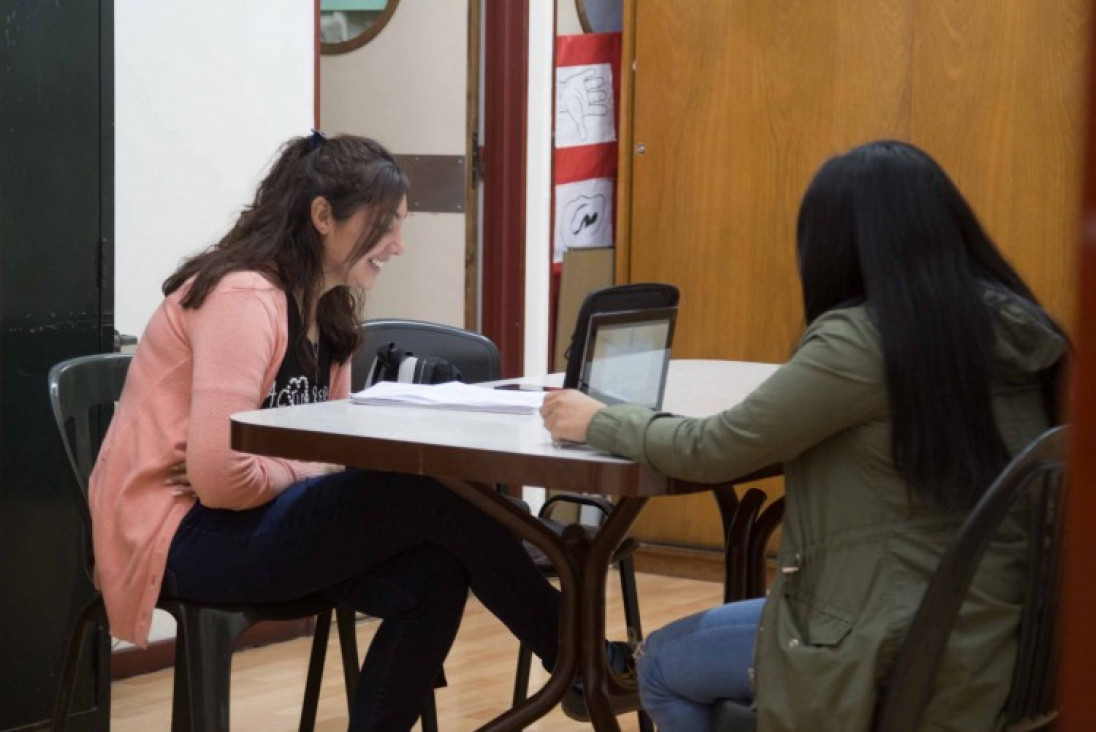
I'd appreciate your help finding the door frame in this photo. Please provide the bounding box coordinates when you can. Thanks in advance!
[1061,14,1096,726]
[482,0,529,377]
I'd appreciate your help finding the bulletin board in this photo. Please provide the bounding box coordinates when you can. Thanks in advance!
[553,32,622,263]
[549,31,622,362]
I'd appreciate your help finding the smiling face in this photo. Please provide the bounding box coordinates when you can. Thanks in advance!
[313,195,408,292]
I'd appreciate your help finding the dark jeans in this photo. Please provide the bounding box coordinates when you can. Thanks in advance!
[164,468,561,731]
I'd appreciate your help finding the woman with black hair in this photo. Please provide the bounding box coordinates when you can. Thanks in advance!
[90,133,565,730]
[541,140,1067,731]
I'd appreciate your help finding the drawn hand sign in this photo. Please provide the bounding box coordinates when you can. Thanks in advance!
[559,68,609,142]
[562,193,608,249]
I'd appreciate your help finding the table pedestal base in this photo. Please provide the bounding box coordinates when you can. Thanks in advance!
[438,478,648,731]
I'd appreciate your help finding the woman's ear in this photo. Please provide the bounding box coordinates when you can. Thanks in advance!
[310,196,333,235]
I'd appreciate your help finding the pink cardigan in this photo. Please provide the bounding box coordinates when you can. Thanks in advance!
[89,272,351,645]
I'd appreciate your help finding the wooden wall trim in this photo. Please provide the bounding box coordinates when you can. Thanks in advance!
[111,619,313,681]
[1060,14,1096,727]
[613,0,638,286]
[633,543,724,583]
[633,542,778,588]
[464,0,481,330]
[482,1,529,377]
[314,0,320,128]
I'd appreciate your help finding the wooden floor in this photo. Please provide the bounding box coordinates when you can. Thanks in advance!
[110,571,724,731]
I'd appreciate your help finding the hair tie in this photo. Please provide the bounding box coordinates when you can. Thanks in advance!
[309,128,328,151]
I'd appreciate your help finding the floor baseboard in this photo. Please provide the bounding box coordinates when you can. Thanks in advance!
[111,618,315,680]
[632,542,725,582]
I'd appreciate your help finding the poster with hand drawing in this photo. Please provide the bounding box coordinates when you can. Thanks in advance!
[556,63,616,148]
[554,178,614,262]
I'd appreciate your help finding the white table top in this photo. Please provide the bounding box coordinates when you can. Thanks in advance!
[231,359,779,495]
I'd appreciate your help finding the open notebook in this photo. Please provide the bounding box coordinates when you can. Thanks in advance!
[351,380,544,415]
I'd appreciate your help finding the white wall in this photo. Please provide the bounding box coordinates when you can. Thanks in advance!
[524,0,555,378]
[115,0,314,337]
[557,0,584,35]
[321,0,469,327]
[113,0,314,646]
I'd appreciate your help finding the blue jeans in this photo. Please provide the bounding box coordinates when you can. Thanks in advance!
[164,469,560,731]
[637,598,764,732]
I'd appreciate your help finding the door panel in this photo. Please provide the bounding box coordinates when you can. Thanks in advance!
[321,0,475,329]
[620,0,1090,558]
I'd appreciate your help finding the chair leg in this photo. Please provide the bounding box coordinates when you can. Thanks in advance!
[616,558,654,732]
[420,689,440,732]
[335,605,360,712]
[174,605,254,732]
[618,556,643,641]
[171,629,192,732]
[299,611,332,732]
[90,618,113,728]
[333,607,439,728]
[52,606,96,732]
[512,643,533,705]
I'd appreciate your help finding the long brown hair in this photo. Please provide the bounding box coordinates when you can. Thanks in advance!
[163,134,408,366]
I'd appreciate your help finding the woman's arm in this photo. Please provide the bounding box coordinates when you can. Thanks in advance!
[580,309,889,483]
[329,358,352,400]
[183,286,323,509]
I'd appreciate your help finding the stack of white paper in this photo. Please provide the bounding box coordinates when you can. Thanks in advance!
[351,381,546,415]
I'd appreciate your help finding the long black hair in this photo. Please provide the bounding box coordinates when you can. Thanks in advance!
[163,134,409,366]
[796,140,1065,510]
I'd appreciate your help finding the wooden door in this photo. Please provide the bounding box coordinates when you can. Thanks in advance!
[1061,10,1096,726]
[617,0,1091,573]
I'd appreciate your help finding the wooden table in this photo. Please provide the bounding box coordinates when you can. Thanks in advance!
[231,359,779,731]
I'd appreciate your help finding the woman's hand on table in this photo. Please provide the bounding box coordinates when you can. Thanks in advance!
[540,389,606,444]
[165,461,190,487]
[165,461,198,498]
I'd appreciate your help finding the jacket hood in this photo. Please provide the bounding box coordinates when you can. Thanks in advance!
[985,286,1066,377]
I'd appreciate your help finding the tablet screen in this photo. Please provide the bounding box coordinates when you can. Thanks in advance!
[579,307,676,409]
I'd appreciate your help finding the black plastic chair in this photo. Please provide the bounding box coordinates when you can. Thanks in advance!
[875,425,1066,732]
[352,318,649,727]
[560,282,680,392]
[716,488,785,604]
[49,353,379,731]
[352,317,503,391]
[711,425,1068,732]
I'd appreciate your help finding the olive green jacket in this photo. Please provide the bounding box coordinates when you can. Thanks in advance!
[586,296,1063,731]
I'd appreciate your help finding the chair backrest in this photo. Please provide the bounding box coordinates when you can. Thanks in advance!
[353,319,502,391]
[746,496,785,600]
[48,353,133,580]
[561,283,679,390]
[874,425,1068,732]
[49,354,132,493]
[722,488,766,603]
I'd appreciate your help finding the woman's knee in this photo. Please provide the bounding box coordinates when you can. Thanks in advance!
[636,641,674,708]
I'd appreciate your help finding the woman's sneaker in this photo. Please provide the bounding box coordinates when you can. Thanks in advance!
[561,641,639,721]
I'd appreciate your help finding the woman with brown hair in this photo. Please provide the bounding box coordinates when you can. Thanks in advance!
[90,132,562,730]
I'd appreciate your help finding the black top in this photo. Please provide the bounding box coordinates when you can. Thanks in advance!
[261,293,331,409]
